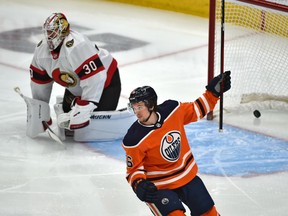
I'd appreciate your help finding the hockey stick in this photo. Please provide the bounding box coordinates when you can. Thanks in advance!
[14,86,25,99]
[219,0,225,132]
[42,121,66,148]
[14,87,65,148]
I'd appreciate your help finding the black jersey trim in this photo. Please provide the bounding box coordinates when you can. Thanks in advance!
[196,98,205,117]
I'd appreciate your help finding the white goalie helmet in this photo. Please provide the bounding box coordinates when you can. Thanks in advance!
[43,13,70,51]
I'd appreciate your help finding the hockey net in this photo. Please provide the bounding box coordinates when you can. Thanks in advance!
[208,0,288,114]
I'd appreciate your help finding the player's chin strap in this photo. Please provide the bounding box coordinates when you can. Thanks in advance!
[143,104,156,123]
[143,110,153,123]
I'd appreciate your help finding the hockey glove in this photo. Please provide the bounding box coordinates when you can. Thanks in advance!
[57,99,96,130]
[133,179,159,203]
[206,70,231,97]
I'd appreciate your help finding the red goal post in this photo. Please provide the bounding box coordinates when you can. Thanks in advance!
[207,0,288,119]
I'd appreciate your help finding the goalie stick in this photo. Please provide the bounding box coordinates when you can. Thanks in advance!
[42,120,66,148]
[14,87,65,148]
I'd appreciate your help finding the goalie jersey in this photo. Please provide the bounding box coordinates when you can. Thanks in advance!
[29,30,118,104]
[122,90,219,190]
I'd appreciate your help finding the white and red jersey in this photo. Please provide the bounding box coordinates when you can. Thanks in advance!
[122,91,219,190]
[29,30,118,103]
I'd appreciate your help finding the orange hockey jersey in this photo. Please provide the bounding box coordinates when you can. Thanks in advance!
[122,90,219,190]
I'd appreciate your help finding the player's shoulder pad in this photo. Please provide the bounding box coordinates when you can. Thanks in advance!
[62,31,86,52]
[160,99,179,109]
[157,100,180,119]
[123,121,154,147]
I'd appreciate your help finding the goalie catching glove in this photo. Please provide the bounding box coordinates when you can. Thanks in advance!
[57,99,97,130]
[206,70,231,97]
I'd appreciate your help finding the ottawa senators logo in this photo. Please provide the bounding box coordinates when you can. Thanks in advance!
[59,72,77,87]
[52,69,77,87]
[160,131,181,162]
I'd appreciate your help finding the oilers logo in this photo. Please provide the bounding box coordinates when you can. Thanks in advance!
[160,131,181,162]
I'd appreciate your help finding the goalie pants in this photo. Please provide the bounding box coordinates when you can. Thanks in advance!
[62,69,121,112]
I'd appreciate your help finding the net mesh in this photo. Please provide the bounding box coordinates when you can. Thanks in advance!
[213,0,288,110]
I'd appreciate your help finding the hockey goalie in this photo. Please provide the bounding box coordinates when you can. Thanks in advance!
[23,12,136,142]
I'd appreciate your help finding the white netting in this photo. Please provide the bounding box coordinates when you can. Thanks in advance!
[212,0,288,111]
[266,0,288,6]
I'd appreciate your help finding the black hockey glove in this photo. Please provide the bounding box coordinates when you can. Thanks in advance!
[132,179,158,203]
[206,70,231,97]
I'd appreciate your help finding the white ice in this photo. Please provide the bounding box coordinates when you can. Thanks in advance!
[0,0,287,215]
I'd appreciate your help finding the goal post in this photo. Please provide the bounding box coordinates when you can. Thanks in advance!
[207,0,288,118]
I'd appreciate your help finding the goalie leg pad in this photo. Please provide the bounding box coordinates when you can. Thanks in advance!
[73,109,136,141]
[24,96,50,138]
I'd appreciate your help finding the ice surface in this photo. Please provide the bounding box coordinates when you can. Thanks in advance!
[0,0,287,215]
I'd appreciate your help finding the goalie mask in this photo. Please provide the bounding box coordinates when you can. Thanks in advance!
[43,13,70,51]
[128,86,158,112]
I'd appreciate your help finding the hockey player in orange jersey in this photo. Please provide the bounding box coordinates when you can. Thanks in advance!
[122,71,231,216]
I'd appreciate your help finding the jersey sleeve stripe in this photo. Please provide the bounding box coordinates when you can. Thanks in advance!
[195,98,205,117]
[193,103,201,120]
[127,170,146,185]
[104,58,118,88]
[200,94,211,113]
[30,64,53,84]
